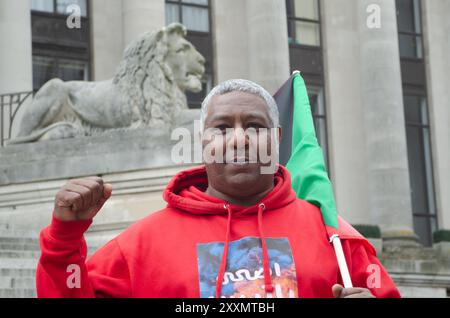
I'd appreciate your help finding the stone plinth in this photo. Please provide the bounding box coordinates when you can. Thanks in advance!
[0,111,200,186]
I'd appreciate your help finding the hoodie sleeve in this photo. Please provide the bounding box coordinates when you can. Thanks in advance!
[341,239,401,298]
[36,215,131,298]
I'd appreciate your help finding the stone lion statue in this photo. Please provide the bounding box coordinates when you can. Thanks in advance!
[7,23,205,144]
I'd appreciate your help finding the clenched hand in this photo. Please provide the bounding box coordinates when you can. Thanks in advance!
[53,176,112,222]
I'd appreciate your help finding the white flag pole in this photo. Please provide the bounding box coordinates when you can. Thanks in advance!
[329,234,353,288]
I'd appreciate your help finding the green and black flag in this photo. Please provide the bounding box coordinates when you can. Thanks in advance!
[273,71,339,229]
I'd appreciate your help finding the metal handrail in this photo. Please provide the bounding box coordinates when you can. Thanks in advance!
[0,91,35,147]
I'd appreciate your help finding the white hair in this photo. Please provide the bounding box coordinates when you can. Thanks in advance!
[200,79,279,132]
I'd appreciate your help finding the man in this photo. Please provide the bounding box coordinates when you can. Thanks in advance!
[36,79,400,298]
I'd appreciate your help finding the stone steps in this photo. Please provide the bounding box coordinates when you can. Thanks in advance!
[0,230,39,238]
[0,268,36,277]
[0,236,39,244]
[0,250,41,258]
[0,243,40,251]
[0,232,104,298]
[0,232,40,298]
[0,288,36,298]
[0,276,35,289]
[0,258,38,269]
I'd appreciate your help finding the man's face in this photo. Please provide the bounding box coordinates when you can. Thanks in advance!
[202,91,280,199]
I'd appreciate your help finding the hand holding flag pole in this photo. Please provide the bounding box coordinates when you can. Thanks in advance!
[274,70,353,288]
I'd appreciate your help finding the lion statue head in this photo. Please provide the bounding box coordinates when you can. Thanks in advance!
[113,23,206,127]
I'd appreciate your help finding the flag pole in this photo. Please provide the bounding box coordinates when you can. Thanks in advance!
[329,234,353,288]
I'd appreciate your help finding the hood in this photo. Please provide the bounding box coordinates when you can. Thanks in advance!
[163,165,297,215]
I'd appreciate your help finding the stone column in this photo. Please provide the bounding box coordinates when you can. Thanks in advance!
[422,0,450,230]
[0,1,32,94]
[212,0,249,82]
[245,0,290,94]
[322,0,371,225]
[0,1,33,140]
[122,0,165,48]
[91,0,124,81]
[357,0,416,243]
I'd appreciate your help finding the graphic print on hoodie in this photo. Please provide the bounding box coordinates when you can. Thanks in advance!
[198,237,298,298]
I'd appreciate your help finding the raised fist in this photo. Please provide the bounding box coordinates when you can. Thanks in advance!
[53,176,112,222]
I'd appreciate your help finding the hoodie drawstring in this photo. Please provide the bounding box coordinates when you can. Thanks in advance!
[215,204,232,298]
[215,203,274,298]
[257,203,274,294]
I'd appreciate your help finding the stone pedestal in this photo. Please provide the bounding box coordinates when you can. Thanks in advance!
[383,242,450,297]
[0,128,200,234]
[0,118,200,233]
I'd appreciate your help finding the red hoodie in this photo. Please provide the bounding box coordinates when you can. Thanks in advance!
[36,165,400,298]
